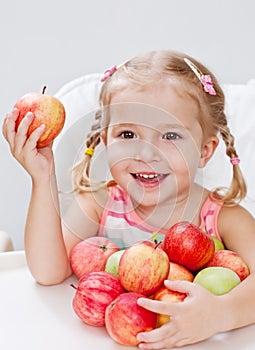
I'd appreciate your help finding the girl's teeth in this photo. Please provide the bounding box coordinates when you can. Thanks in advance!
[137,174,158,179]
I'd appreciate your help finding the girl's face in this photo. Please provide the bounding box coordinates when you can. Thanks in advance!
[102,82,216,209]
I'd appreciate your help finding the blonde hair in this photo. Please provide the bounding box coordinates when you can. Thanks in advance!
[72,50,246,204]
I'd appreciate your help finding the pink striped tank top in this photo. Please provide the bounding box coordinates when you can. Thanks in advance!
[98,185,223,248]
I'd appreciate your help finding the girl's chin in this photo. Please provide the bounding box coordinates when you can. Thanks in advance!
[126,179,160,196]
[126,183,168,207]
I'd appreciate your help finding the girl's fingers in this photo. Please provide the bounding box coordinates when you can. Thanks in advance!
[137,297,180,315]
[137,323,178,349]
[2,108,19,143]
[3,110,45,155]
[164,280,195,294]
[13,112,34,153]
[24,124,46,150]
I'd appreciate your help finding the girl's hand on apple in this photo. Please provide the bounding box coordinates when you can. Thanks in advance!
[2,108,54,180]
[136,280,223,349]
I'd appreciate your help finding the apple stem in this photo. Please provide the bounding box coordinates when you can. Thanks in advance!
[154,241,162,249]
[42,85,47,94]
[100,245,107,252]
[70,283,77,290]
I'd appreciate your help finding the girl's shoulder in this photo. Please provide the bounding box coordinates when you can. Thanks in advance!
[62,186,110,241]
[76,184,128,216]
[76,186,110,218]
[219,202,254,224]
[218,203,255,247]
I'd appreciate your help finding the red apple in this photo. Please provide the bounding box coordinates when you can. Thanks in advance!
[70,236,120,279]
[71,271,124,327]
[206,249,250,281]
[163,221,215,271]
[153,286,186,326]
[167,261,194,282]
[105,292,157,346]
[14,86,65,148]
[118,241,170,296]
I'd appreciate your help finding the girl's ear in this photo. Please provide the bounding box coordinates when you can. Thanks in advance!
[199,136,219,168]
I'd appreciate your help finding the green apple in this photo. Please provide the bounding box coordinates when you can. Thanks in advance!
[194,266,240,295]
[105,250,125,278]
[211,236,225,251]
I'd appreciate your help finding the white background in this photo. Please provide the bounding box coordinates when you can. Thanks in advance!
[1,0,255,249]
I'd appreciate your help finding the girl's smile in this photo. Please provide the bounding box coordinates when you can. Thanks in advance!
[131,172,169,188]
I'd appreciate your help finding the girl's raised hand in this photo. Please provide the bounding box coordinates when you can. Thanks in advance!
[2,108,54,180]
[136,280,224,349]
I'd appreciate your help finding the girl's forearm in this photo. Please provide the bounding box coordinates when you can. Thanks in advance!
[219,273,255,332]
[24,174,72,285]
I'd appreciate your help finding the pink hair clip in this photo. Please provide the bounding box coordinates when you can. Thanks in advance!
[100,65,117,82]
[200,75,216,95]
[184,58,216,96]
[230,157,240,165]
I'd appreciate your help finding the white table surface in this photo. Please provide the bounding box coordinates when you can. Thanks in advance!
[0,251,255,350]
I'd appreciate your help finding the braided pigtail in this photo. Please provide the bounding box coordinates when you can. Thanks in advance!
[213,122,247,204]
[181,53,247,204]
[72,110,107,192]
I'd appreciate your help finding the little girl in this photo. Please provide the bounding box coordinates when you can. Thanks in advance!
[3,50,255,349]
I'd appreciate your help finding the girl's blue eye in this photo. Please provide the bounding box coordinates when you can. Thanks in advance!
[162,132,181,140]
[120,131,137,139]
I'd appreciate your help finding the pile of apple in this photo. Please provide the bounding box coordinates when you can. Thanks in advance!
[70,222,250,346]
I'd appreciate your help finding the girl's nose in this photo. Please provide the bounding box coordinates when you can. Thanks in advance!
[134,140,161,162]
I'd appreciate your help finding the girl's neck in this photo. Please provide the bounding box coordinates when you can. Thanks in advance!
[132,184,209,230]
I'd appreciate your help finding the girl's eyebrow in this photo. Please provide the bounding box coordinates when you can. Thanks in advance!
[155,123,190,131]
[111,123,134,127]
[109,122,140,129]
[110,122,190,131]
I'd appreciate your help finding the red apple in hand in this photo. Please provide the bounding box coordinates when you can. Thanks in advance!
[153,286,186,326]
[14,86,65,148]
[206,249,250,281]
[163,221,215,271]
[70,236,120,279]
[71,271,124,327]
[105,292,157,346]
[118,241,170,296]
